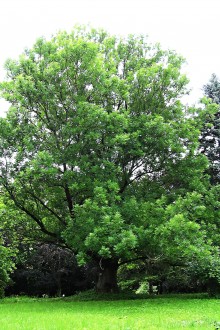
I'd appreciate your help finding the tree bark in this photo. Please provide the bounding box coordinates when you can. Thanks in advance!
[96,259,119,293]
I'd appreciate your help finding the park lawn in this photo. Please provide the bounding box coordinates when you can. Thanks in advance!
[0,295,219,330]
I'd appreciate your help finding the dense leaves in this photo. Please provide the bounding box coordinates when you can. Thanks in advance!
[6,243,95,297]
[0,244,14,297]
[0,27,219,291]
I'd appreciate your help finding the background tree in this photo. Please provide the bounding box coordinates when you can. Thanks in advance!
[6,243,95,297]
[203,74,220,103]
[200,74,220,184]
[0,27,217,293]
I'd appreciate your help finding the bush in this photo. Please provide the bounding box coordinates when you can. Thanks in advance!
[0,244,15,298]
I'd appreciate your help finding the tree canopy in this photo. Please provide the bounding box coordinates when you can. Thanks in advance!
[0,27,219,292]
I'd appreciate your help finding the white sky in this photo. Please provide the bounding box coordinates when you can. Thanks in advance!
[0,0,220,114]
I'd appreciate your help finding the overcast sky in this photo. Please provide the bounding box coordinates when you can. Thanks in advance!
[0,0,220,114]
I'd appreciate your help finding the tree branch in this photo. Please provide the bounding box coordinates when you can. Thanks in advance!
[63,163,74,216]
[3,184,58,239]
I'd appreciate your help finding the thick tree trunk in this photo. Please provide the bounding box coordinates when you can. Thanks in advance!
[96,259,119,293]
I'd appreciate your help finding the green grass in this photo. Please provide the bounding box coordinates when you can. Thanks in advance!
[0,295,219,329]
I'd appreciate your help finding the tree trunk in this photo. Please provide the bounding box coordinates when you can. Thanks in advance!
[96,259,119,293]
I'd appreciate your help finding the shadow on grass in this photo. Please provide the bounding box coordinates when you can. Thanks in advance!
[63,290,211,302]
[1,291,216,304]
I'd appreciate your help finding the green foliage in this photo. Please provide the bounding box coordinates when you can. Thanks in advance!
[0,26,218,291]
[0,243,15,298]
[154,189,220,283]
[0,197,33,297]
[6,243,89,297]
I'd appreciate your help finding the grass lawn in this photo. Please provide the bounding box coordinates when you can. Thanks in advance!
[0,295,219,329]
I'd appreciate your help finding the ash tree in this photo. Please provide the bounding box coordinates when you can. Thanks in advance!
[0,27,217,293]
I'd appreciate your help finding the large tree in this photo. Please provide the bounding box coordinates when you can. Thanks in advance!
[0,27,217,292]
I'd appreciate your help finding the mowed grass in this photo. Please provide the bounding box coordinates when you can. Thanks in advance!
[0,295,219,330]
